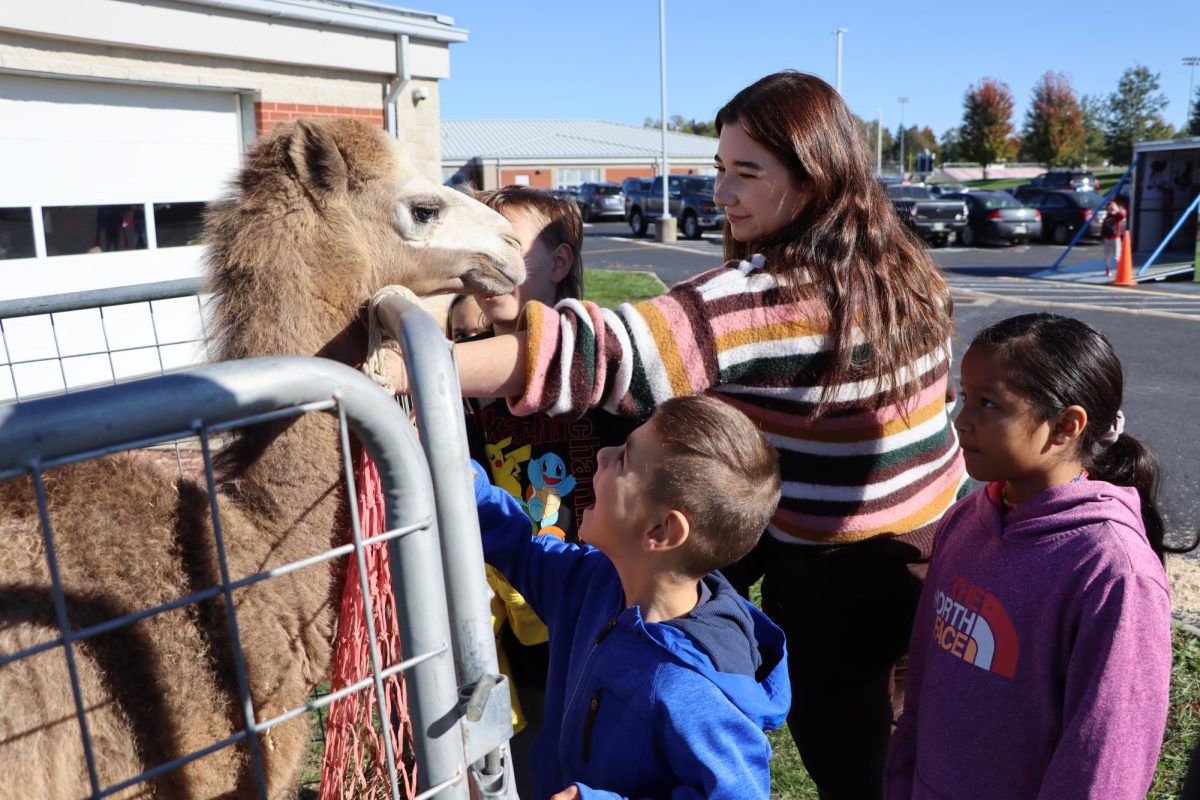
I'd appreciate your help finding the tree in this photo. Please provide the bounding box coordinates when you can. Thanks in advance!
[853,115,893,165]
[1080,94,1107,167]
[940,127,964,162]
[642,116,717,137]
[1103,65,1171,164]
[1022,71,1086,167]
[1189,85,1200,137]
[960,78,1017,178]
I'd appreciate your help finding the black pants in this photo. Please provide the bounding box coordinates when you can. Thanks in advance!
[722,535,926,800]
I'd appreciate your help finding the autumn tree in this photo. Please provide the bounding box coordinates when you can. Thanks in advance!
[1022,71,1086,167]
[961,78,1016,178]
[1103,65,1172,163]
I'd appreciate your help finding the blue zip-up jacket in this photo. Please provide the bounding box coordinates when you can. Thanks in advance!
[473,462,790,800]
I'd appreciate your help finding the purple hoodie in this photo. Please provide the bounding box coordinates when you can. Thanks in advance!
[885,480,1171,800]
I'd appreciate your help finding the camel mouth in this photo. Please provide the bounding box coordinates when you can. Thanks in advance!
[460,252,524,296]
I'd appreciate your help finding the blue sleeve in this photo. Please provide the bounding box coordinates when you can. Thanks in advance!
[472,460,596,625]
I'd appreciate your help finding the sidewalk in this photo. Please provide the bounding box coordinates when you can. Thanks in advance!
[1026,251,1198,290]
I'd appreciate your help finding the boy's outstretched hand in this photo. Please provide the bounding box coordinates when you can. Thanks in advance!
[550,786,580,800]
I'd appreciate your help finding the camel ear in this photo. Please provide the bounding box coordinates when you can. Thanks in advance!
[288,119,349,196]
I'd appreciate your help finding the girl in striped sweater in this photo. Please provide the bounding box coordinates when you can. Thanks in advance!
[388,71,965,799]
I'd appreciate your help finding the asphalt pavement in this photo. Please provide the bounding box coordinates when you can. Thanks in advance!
[581,220,1200,549]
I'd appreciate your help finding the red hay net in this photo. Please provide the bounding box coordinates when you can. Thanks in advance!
[318,445,418,799]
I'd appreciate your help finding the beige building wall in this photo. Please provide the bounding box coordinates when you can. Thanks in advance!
[0,0,457,181]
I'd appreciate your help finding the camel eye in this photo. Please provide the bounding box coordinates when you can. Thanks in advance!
[411,204,439,224]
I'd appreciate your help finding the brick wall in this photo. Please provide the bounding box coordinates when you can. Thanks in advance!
[500,168,552,189]
[605,166,655,184]
[254,101,385,135]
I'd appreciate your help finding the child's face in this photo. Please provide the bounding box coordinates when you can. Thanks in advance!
[449,296,488,341]
[714,120,807,243]
[579,418,669,557]
[478,210,571,328]
[954,344,1059,485]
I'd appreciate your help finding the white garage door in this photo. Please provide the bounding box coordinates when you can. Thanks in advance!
[0,74,243,399]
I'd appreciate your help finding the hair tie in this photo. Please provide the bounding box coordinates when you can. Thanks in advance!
[1099,410,1125,446]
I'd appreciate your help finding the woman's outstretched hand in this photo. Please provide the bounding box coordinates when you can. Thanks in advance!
[550,785,581,800]
[381,347,410,395]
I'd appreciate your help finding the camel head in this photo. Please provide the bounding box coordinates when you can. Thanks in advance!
[203,118,525,361]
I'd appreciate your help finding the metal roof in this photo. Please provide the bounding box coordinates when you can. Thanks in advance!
[442,120,718,162]
[175,0,468,42]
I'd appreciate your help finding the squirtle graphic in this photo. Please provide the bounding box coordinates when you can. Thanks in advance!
[525,453,576,529]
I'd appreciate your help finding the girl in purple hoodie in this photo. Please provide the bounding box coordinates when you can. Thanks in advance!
[886,313,1193,800]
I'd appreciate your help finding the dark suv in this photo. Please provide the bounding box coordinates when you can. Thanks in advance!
[1016,169,1099,194]
[575,182,625,222]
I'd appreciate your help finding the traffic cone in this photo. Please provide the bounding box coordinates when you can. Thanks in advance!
[1111,229,1135,287]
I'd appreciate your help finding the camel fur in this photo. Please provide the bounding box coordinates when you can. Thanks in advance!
[0,117,523,799]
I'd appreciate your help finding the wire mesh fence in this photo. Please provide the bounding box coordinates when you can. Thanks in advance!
[0,286,513,799]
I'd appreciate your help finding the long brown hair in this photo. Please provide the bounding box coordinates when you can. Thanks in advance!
[716,71,953,415]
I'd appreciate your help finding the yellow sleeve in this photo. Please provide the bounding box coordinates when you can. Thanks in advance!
[486,565,548,646]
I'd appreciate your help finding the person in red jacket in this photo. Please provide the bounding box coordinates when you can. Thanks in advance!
[1100,199,1127,276]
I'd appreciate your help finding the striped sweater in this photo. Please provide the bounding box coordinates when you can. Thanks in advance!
[513,257,967,553]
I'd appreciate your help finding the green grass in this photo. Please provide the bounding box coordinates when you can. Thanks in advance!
[582,268,667,308]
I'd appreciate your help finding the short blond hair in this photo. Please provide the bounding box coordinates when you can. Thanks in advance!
[475,186,584,302]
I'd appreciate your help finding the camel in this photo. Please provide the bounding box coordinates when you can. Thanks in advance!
[0,117,524,799]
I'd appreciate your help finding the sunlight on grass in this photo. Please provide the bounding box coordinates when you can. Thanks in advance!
[582,268,666,308]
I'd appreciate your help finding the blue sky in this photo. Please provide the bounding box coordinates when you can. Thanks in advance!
[405,0,1200,140]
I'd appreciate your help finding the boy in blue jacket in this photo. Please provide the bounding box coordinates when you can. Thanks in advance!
[472,394,790,800]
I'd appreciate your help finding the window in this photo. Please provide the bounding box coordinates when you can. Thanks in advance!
[43,204,147,256]
[982,195,1020,209]
[0,208,36,260]
[556,169,601,188]
[153,202,206,248]
[513,174,531,186]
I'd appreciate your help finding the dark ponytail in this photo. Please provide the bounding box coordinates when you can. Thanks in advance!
[1089,433,1173,559]
[972,313,1195,561]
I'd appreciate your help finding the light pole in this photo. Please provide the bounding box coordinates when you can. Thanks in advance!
[876,109,883,174]
[656,0,676,242]
[833,28,848,94]
[898,97,909,177]
[1186,57,1200,128]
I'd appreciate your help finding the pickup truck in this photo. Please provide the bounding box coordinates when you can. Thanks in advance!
[885,184,969,247]
[625,175,724,239]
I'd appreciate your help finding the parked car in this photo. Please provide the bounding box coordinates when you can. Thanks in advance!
[621,177,653,197]
[1015,169,1099,195]
[929,183,969,198]
[949,191,1041,246]
[1015,189,1107,244]
[574,182,625,222]
[624,175,723,239]
[884,184,968,247]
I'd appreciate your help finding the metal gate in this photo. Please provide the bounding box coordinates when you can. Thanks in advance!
[0,290,511,798]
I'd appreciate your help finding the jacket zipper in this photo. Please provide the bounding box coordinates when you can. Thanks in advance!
[560,616,618,759]
[581,687,603,763]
